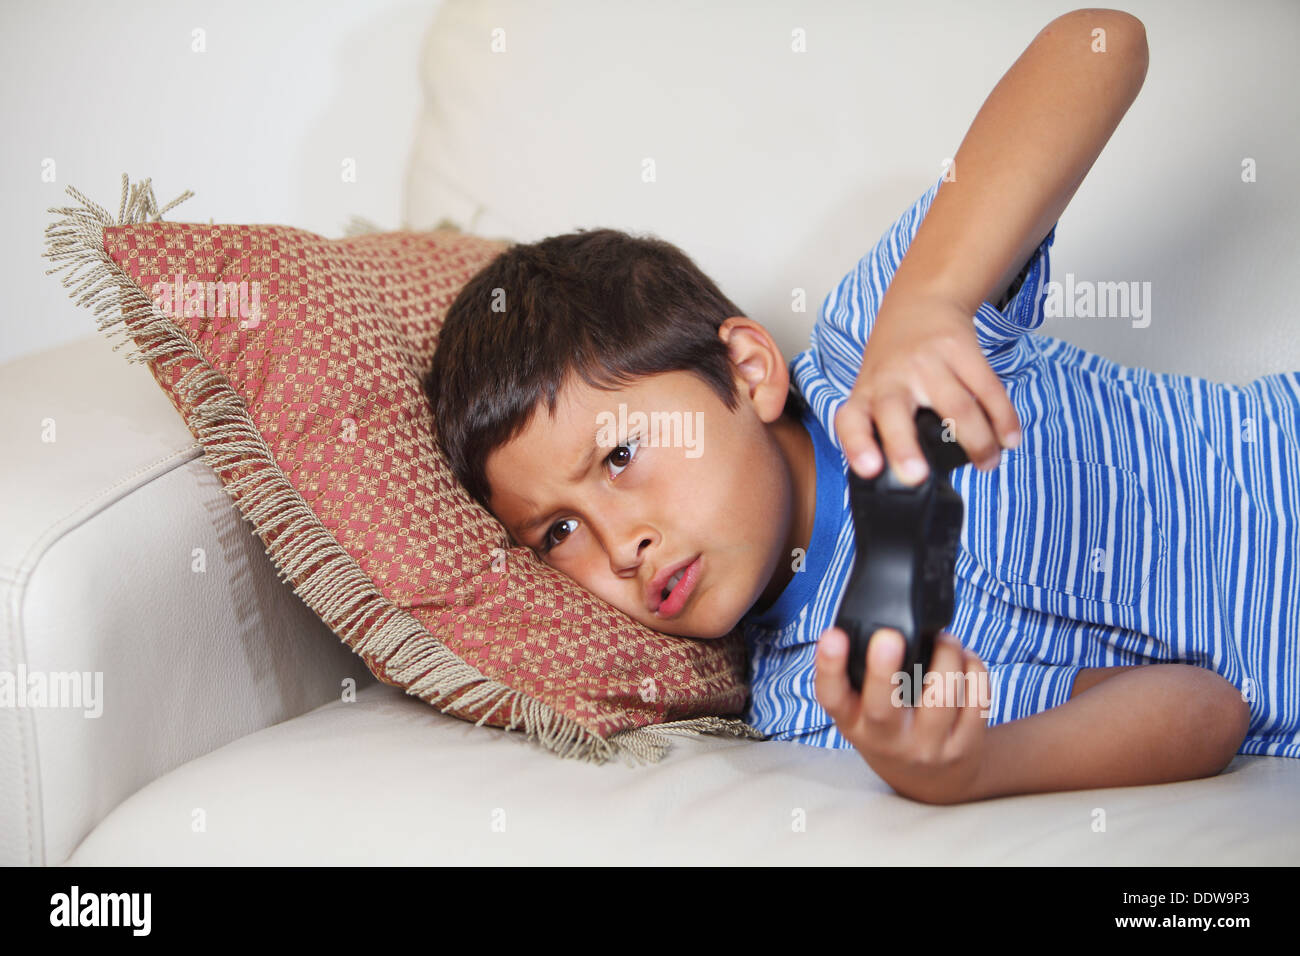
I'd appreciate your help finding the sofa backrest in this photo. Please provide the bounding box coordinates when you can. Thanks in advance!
[403,0,1300,385]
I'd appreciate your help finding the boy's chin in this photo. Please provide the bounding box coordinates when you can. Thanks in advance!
[642,613,743,641]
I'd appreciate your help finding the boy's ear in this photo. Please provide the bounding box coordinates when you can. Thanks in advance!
[717,316,791,424]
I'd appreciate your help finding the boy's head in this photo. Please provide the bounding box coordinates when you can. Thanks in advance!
[423,227,815,640]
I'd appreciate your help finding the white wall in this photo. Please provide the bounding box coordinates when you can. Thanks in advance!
[403,0,1300,384]
[5,0,1299,381]
[1,0,441,365]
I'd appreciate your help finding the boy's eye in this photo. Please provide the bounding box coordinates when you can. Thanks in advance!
[538,435,641,554]
[541,518,578,552]
[605,433,640,478]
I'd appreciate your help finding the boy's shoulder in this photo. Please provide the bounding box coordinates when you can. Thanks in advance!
[743,394,854,638]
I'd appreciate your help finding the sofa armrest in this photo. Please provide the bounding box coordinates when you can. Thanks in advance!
[0,331,375,866]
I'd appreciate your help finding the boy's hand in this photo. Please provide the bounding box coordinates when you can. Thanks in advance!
[814,625,992,805]
[834,292,1022,484]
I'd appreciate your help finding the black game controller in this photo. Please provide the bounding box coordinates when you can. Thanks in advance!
[834,408,969,704]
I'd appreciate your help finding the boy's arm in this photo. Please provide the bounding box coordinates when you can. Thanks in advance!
[967,664,1252,802]
[892,7,1150,314]
[814,629,1251,805]
[836,8,1149,484]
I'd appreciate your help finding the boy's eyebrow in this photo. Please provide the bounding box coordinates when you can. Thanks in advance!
[514,429,604,538]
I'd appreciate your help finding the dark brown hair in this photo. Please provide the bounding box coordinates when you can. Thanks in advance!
[423,227,801,514]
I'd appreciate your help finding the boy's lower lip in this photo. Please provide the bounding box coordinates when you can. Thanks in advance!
[655,555,701,619]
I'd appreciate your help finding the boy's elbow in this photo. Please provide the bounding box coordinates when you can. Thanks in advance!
[1225,682,1252,764]
[1116,11,1149,84]
[1058,7,1146,38]
[1052,9,1148,68]
[1195,669,1251,775]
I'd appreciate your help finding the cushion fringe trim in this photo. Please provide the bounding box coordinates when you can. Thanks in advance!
[42,174,765,766]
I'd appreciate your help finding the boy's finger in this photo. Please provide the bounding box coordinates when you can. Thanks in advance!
[949,643,991,751]
[835,394,883,478]
[873,392,929,486]
[947,345,1022,451]
[857,627,908,729]
[813,627,859,722]
[911,631,965,742]
[929,375,1001,471]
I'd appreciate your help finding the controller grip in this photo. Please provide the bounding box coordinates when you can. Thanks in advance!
[833,409,968,703]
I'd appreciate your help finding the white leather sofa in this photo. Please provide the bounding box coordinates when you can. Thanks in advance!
[5,0,1299,865]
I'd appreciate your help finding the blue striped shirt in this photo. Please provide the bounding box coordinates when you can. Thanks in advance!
[741,172,1300,759]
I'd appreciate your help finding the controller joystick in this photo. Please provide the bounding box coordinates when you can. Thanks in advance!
[833,408,969,703]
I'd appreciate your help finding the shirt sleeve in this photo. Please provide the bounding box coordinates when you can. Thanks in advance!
[980,660,1084,727]
[799,173,1060,402]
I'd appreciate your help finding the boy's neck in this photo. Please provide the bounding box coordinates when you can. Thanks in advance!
[752,408,818,615]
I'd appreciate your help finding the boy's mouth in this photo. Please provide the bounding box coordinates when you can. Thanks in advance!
[652,554,702,619]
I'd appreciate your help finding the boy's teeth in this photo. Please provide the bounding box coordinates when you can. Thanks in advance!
[662,569,686,601]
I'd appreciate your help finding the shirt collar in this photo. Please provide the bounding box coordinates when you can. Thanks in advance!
[742,397,847,630]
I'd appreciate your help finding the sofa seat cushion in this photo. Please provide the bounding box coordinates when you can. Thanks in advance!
[65,682,1300,865]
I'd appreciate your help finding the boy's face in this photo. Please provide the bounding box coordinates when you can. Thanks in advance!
[484,317,815,640]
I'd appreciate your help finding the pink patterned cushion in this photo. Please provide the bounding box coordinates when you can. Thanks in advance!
[44,176,757,763]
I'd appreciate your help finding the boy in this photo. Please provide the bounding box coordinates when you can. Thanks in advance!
[424,9,1300,804]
